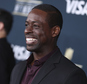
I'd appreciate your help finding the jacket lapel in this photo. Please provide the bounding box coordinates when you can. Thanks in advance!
[16,61,27,84]
[31,49,62,84]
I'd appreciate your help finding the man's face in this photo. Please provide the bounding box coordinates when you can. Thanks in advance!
[24,9,53,52]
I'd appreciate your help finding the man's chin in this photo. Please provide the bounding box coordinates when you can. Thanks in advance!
[26,44,40,52]
[26,45,36,52]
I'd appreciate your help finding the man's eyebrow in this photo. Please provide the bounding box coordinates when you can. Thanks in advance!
[25,21,28,23]
[33,21,41,23]
[25,21,41,24]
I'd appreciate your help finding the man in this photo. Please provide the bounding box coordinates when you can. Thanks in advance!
[10,4,87,84]
[0,8,15,84]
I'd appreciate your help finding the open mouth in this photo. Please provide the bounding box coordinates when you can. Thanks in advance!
[26,38,37,44]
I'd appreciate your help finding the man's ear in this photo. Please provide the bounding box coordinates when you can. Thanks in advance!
[51,26,60,37]
[0,22,4,30]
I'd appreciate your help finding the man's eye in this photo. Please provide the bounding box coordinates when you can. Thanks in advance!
[25,24,29,27]
[33,25,39,28]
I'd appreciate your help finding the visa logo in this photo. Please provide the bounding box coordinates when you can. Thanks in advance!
[66,0,87,15]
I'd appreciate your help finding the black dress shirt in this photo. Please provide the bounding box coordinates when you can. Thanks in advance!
[0,38,15,84]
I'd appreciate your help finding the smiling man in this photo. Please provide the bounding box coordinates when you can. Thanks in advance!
[10,4,87,84]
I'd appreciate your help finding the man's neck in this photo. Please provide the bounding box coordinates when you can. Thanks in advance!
[33,46,57,60]
[0,35,6,38]
[0,32,6,38]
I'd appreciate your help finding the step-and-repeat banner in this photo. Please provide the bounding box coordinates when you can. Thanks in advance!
[0,0,87,75]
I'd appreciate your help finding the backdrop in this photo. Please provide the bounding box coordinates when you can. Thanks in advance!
[0,0,87,75]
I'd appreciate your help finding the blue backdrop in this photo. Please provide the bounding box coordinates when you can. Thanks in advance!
[0,0,87,75]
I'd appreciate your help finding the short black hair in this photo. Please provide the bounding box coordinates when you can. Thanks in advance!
[32,4,63,30]
[0,8,13,35]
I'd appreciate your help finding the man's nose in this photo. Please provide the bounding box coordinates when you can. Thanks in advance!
[24,25,33,33]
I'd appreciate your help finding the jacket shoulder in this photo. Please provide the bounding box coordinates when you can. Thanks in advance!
[10,61,27,84]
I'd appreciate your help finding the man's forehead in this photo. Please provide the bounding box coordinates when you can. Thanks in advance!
[26,9,47,23]
[29,9,47,16]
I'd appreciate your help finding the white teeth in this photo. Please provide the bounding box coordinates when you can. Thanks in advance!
[26,38,37,41]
